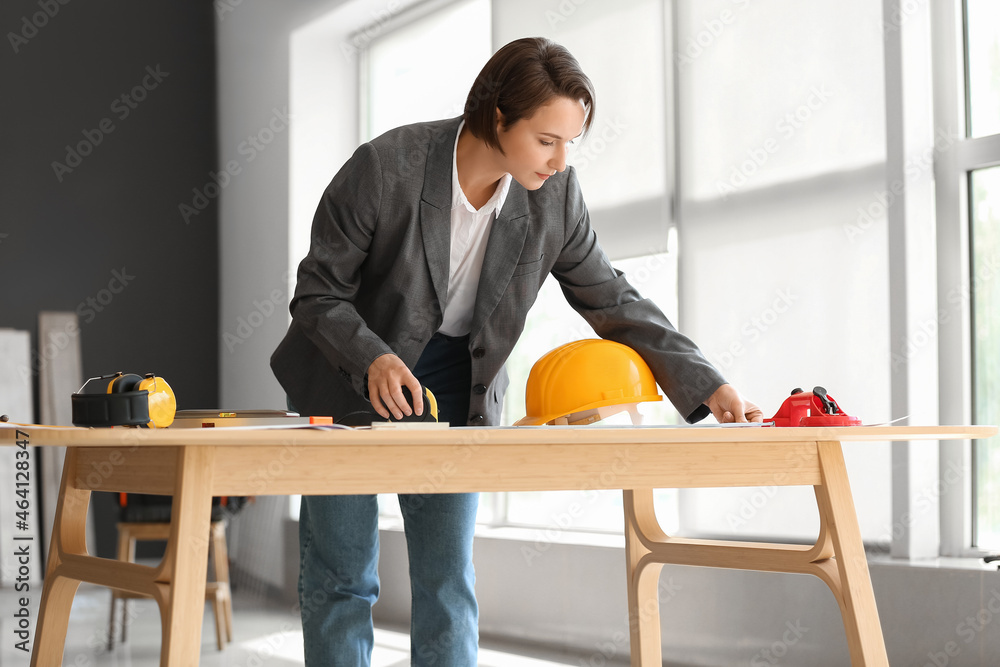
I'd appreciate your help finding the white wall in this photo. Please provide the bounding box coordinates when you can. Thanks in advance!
[369,525,1000,666]
[217,0,342,412]
[216,0,352,591]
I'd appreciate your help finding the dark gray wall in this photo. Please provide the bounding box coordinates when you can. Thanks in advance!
[1,0,218,556]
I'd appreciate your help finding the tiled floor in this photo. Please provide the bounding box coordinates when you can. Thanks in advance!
[1,583,584,666]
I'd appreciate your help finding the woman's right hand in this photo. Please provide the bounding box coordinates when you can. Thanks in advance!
[367,354,423,420]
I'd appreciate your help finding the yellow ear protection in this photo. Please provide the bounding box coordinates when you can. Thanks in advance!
[71,372,177,428]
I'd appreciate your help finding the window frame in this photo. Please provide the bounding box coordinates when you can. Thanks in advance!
[934,0,1000,557]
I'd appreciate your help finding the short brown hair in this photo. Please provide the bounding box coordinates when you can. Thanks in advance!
[464,37,595,153]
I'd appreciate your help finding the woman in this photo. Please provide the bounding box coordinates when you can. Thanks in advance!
[272,36,761,666]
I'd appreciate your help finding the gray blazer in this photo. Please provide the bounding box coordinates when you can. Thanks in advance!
[271,117,726,425]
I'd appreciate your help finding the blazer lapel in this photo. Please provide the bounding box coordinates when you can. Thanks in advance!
[419,118,461,314]
[420,200,450,312]
[470,184,530,340]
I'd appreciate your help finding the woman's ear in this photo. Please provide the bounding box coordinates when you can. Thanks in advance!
[495,106,505,132]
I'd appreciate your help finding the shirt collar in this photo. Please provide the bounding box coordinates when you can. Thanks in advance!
[452,119,511,216]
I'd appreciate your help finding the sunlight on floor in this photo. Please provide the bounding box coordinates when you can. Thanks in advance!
[1,583,585,666]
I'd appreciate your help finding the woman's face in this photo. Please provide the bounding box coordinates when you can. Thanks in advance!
[496,96,587,190]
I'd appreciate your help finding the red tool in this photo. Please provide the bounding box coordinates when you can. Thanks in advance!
[766,386,861,427]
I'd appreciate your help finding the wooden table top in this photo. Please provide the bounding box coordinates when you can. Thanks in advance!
[2,423,995,447]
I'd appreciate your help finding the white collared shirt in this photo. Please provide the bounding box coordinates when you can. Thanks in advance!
[437,120,512,336]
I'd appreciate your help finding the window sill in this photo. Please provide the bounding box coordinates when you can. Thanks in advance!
[868,552,997,572]
[377,516,625,549]
[376,517,997,571]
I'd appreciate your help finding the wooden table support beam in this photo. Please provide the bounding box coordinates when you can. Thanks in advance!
[622,440,889,666]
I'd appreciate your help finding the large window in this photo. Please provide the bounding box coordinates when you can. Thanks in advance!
[361,0,491,140]
[949,0,1000,551]
[972,166,1000,546]
[965,0,1000,139]
[670,0,891,544]
[964,0,1000,549]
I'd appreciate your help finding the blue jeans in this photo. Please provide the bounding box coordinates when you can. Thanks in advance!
[298,333,479,666]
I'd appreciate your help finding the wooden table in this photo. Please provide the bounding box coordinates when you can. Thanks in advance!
[3,424,994,666]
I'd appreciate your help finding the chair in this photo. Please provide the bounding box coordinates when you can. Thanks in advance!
[107,519,233,651]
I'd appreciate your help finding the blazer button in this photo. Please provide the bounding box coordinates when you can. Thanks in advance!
[472,347,486,359]
[469,414,484,425]
[473,384,487,395]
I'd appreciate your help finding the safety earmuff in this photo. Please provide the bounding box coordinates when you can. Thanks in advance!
[71,372,177,428]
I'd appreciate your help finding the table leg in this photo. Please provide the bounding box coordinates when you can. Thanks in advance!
[624,489,665,667]
[154,445,215,667]
[815,441,889,666]
[31,448,91,667]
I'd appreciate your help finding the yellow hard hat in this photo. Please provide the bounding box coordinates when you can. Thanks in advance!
[514,339,662,426]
